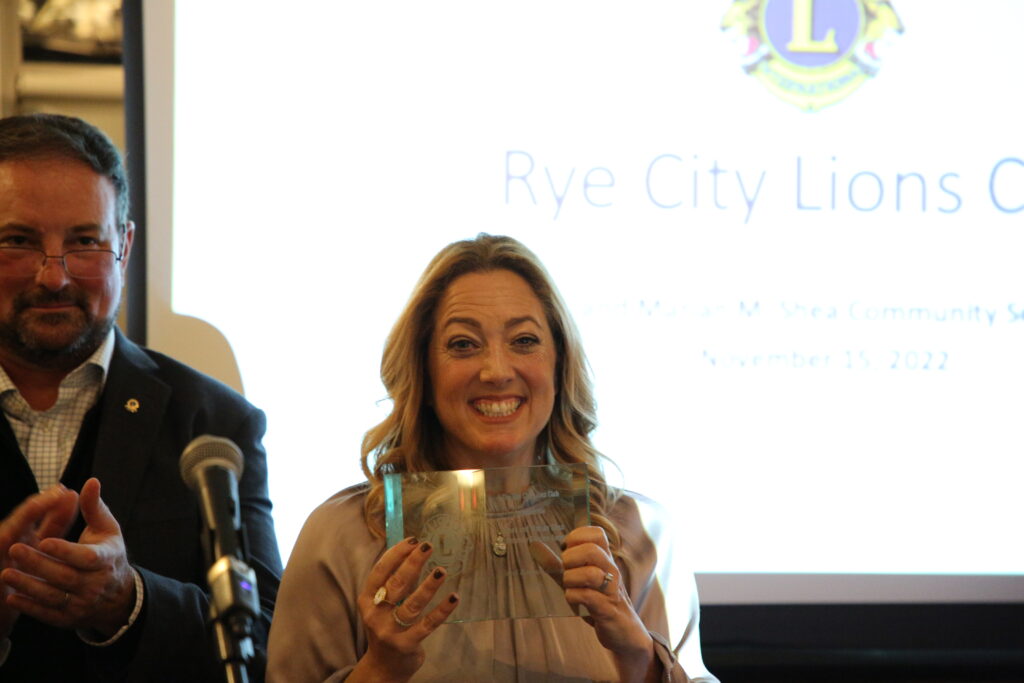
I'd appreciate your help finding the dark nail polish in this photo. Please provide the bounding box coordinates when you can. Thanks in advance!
[420,542,432,553]
[407,537,419,545]
[433,568,444,580]
[449,594,459,604]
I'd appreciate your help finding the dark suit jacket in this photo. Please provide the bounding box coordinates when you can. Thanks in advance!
[0,330,282,682]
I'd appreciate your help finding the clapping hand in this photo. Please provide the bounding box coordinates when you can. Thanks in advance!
[0,484,79,637]
[1,478,136,639]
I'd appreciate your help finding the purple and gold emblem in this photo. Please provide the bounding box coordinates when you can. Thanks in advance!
[722,0,903,111]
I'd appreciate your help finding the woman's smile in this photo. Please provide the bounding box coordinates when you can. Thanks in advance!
[471,396,523,418]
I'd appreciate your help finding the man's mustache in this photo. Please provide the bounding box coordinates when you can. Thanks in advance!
[14,288,89,314]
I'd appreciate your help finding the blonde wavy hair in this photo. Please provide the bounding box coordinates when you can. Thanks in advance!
[361,234,621,550]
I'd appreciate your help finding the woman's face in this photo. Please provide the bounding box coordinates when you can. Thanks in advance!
[427,269,557,470]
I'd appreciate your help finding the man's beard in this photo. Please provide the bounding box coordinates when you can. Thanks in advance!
[0,287,115,372]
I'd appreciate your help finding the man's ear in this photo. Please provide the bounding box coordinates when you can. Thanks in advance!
[119,221,136,273]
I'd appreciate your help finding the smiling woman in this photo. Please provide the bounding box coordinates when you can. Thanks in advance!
[427,269,557,470]
[266,234,717,683]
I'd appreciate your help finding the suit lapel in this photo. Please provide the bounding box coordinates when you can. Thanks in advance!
[90,331,171,525]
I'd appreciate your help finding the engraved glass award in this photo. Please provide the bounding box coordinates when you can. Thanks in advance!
[384,463,590,622]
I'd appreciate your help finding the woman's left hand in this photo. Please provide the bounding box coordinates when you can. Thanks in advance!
[561,526,658,683]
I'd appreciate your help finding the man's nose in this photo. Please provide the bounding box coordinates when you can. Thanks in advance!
[35,255,72,290]
[480,347,514,385]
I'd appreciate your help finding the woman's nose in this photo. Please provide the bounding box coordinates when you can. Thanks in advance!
[480,347,514,385]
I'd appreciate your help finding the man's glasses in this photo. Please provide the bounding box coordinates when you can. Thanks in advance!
[0,246,123,279]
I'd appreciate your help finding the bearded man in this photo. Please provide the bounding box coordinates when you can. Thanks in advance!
[0,113,281,682]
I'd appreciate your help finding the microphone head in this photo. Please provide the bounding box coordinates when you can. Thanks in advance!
[179,435,244,490]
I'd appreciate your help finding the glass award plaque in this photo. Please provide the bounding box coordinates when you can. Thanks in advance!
[384,463,589,622]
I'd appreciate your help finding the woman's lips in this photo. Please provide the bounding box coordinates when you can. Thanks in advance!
[472,398,522,418]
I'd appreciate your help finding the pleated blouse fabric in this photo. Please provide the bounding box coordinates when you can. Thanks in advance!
[267,483,718,683]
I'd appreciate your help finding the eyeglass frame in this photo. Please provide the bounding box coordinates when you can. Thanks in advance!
[0,243,128,280]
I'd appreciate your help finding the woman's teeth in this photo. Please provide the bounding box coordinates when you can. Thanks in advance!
[474,399,521,417]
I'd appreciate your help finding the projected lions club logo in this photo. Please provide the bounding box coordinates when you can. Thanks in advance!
[722,0,903,111]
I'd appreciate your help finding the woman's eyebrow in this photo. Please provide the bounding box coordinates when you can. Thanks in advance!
[441,315,541,330]
[506,316,542,329]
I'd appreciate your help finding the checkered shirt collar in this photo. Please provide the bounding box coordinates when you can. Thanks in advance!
[0,328,116,414]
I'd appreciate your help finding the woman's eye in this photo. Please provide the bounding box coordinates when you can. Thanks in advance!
[448,338,476,352]
[513,335,539,348]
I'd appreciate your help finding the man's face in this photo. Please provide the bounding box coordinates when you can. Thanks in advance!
[0,158,133,371]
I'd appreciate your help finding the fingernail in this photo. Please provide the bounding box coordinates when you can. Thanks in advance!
[433,568,444,580]
[449,593,459,604]
[407,537,419,545]
[420,542,432,553]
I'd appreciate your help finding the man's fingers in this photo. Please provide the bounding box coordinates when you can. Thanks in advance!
[4,590,67,628]
[2,558,84,633]
[36,489,79,540]
[34,537,103,571]
[6,544,80,587]
[0,486,75,549]
[78,479,119,535]
[1,567,69,606]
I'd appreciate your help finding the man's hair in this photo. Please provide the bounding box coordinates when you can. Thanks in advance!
[360,233,622,550]
[0,113,129,229]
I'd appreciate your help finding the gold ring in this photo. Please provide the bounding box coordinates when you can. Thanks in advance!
[392,607,415,628]
[61,591,70,609]
[598,571,614,594]
[373,586,391,606]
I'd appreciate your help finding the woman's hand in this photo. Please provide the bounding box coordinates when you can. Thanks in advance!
[562,526,659,683]
[348,537,460,683]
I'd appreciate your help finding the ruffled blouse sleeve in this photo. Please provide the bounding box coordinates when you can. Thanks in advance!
[266,485,382,683]
[611,493,719,683]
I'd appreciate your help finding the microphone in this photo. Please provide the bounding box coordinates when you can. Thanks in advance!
[180,435,261,683]
[180,435,246,563]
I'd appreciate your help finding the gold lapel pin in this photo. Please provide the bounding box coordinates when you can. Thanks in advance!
[125,398,140,413]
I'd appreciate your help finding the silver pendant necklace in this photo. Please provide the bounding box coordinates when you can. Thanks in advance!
[492,532,507,557]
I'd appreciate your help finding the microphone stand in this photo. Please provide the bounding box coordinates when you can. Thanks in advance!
[196,464,260,683]
[207,554,260,683]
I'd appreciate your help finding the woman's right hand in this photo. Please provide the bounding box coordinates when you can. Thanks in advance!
[349,537,460,683]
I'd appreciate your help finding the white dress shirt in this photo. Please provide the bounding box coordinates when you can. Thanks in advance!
[0,329,115,490]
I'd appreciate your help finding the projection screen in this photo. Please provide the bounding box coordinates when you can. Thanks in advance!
[137,1,1024,611]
